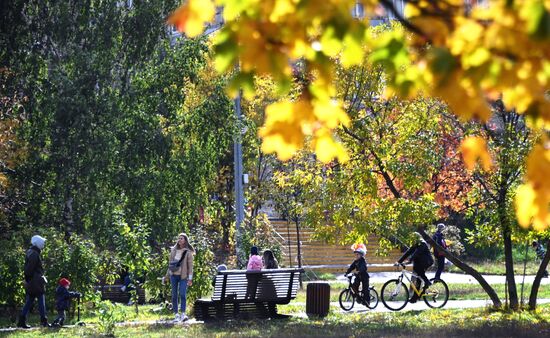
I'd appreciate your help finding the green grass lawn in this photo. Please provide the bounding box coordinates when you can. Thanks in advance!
[446,259,545,275]
[301,257,545,277]
[2,281,548,330]
[2,270,549,337]
[3,304,550,337]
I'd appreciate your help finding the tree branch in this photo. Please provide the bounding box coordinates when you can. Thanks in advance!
[418,228,502,307]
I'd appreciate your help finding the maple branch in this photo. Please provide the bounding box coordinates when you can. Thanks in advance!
[473,172,498,203]
[378,0,428,39]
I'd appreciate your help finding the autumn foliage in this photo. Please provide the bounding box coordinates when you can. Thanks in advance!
[168,0,550,230]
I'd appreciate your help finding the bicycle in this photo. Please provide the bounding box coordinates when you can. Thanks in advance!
[339,274,379,311]
[380,263,449,311]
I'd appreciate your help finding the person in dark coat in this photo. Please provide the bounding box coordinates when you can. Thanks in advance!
[432,223,447,280]
[346,243,369,304]
[17,235,50,328]
[52,278,81,327]
[397,232,434,303]
[532,240,549,278]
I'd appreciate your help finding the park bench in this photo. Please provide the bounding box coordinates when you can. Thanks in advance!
[96,284,146,305]
[194,268,304,321]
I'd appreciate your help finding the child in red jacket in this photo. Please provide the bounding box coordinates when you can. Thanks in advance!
[52,278,81,327]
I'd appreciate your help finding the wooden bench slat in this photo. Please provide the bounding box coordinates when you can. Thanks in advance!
[95,284,146,304]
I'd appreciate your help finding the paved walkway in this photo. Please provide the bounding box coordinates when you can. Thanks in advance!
[292,299,550,314]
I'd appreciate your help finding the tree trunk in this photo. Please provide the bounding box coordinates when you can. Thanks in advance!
[419,229,502,307]
[500,206,519,310]
[63,194,74,239]
[529,239,550,310]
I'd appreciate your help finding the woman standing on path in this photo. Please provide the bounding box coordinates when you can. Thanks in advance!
[18,235,50,328]
[432,223,447,280]
[163,233,194,322]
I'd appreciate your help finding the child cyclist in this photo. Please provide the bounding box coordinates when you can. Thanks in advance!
[345,243,369,305]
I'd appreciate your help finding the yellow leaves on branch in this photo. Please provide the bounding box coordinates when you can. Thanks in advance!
[402,1,550,124]
[167,0,215,38]
[425,67,492,121]
[516,143,550,231]
[166,1,550,227]
[460,136,492,171]
[260,83,350,163]
[167,0,370,163]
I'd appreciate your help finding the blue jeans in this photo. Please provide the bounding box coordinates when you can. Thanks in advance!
[170,275,188,315]
[21,293,47,319]
[435,256,445,280]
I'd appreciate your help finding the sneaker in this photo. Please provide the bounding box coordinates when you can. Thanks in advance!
[181,314,189,322]
[173,313,181,322]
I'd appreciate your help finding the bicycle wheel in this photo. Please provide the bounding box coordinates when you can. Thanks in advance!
[365,287,379,309]
[423,278,449,308]
[381,279,409,311]
[339,288,355,311]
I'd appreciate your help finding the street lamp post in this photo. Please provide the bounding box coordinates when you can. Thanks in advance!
[234,91,245,266]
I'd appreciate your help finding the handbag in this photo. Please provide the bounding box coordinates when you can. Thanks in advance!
[168,250,187,272]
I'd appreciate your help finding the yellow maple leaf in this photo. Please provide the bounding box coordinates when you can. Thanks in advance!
[516,143,550,230]
[313,98,349,129]
[314,133,349,163]
[460,136,492,171]
[261,132,300,161]
[0,173,7,187]
[515,183,537,228]
[260,100,310,160]
[167,0,215,38]
[269,0,294,23]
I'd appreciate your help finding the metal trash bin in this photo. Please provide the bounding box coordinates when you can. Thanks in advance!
[306,282,330,318]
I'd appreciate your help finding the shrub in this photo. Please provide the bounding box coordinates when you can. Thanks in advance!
[238,213,282,268]
[113,218,152,311]
[96,300,126,337]
[42,232,100,306]
[187,225,215,303]
[143,251,171,304]
[0,239,26,311]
